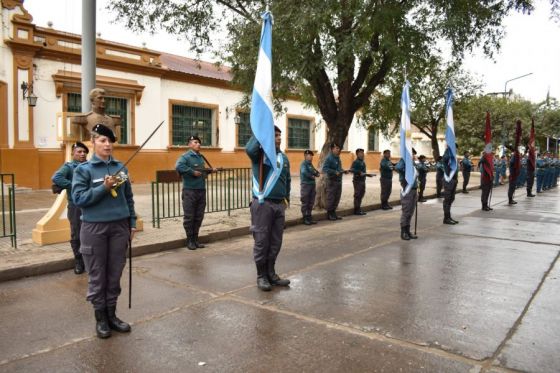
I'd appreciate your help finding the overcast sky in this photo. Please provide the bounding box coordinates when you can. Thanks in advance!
[24,0,560,103]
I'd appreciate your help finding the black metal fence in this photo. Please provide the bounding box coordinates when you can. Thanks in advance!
[1,174,17,247]
[151,168,252,228]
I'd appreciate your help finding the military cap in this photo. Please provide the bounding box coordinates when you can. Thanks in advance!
[412,147,417,155]
[304,150,314,156]
[330,142,341,149]
[91,123,116,143]
[71,141,89,154]
[356,148,364,154]
[274,125,282,133]
[187,135,201,143]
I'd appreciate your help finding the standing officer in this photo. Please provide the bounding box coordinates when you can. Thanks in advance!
[493,155,501,186]
[300,150,320,225]
[526,152,536,197]
[395,148,418,240]
[52,142,89,274]
[246,126,291,291]
[460,151,472,193]
[323,142,348,220]
[499,155,508,185]
[72,124,136,339]
[508,149,521,205]
[416,155,428,202]
[350,148,367,215]
[379,149,394,209]
[536,153,545,193]
[442,144,459,225]
[479,153,494,211]
[176,135,217,250]
[435,156,444,198]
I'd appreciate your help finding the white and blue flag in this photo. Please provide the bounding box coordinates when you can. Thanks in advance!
[443,88,457,182]
[399,81,417,196]
[250,11,283,204]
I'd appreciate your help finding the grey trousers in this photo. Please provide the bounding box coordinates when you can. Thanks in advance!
[481,180,492,207]
[418,177,426,199]
[400,188,417,227]
[182,188,206,237]
[250,199,286,265]
[436,173,443,196]
[462,171,471,191]
[380,177,392,205]
[67,204,82,259]
[326,179,342,212]
[353,179,366,210]
[526,170,535,194]
[80,219,129,310]
[300,183,316,216]
[443,179,458,219]
[508,180,516,201]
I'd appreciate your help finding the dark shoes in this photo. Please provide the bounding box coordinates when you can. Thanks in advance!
[303,215,317,225]
[354,209,367,215]
[186,237,197,250]
[194,235,205,249]
[508,200,517,205]
[463,190,469,194]
[443,218,457,225]
[107,306,131,333]
[74,256,85,275]
[527,193,536,197]
[257,276,272,291]
[269,273,290,286]
[401,227,410,240]
[381,204,393,210]
[94,310,111,339]
[328,211,342,220]
[418,198,428,202]
[406,225,417,239]
[482,205,493,211]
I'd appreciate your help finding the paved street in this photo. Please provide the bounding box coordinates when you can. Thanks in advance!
[0,187,559,372]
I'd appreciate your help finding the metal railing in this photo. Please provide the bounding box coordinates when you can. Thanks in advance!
[151,168,252,228]
[1,174,17,248]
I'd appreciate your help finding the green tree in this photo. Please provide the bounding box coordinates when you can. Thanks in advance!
[109,0,533,153]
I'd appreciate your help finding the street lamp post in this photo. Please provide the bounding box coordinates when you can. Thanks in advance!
[504,72,533,97]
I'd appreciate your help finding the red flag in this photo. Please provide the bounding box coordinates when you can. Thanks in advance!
[528,118,536,171]
[482,111,494,182]
[509,120,522,182]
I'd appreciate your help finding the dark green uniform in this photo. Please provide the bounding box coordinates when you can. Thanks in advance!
[322,153,344,218]
[300,159,319,220]
[350,158,367,213]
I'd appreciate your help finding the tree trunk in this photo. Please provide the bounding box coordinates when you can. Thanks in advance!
[430,130,440,159]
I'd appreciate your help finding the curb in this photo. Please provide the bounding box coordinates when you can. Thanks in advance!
[0,185,482,283]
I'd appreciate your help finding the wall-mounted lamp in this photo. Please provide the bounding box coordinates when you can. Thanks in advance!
[234,113,241,125]
[21,81,38,107]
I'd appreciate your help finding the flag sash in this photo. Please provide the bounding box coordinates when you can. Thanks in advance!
[443,88,457,182]
[482,111,494,182]
[399,81,417,196]
[252,152,283,203]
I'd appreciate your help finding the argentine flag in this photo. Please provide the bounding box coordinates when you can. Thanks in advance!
[250,11,277,172]
[443,88,457,182]
[399,81,417,196]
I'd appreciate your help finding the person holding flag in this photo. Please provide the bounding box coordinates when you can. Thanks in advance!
[395,81,418,240]
[480,112,495,211]
[526,119,536,197]
[246,11,291,292]
[507,120,522,205]
[442,88,459,225]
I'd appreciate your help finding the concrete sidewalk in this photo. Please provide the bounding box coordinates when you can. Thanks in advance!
[0,172,483,282]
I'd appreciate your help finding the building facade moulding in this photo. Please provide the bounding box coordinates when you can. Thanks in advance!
[52,70,145,104]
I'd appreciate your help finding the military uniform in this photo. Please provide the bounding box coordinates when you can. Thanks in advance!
[246,134,291,291]
[517,156,527,188]
[442,148,458,224]
[350,156,367,214]
[435,159,445,197]
[526,155,536,197]
[52,153,87,274]
[507,153,520,204]
[300,153,319,224]
[322,152,345,220]
[72,124,135,339]
[479,155,494,210]
[176,149,210,249]
[460,157,472,192]
[395,159,418,240]
[493,158,500,186]
[379,157,394,209]
[415,160,428,202]
[536,156,545,192]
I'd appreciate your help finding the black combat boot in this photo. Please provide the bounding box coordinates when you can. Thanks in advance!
[256,262,272,291]
[401,226,410,240]
[443,217,456,225]
[268,261,290,286]
[406,225,417,239]
[106,306,131,333]
[303,215,312,225]
[94,309,111,339]
[327,211,337,221]
[354,209,367,215]
[186,236,197,250]
[74,256,85,275]
[450,217,459,224]
[194,235,205,248]
[308,215,317,224]
[508,199,517,205]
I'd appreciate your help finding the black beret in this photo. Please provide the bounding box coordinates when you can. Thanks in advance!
[304,150,314,156]
[91,124,116,143]
[330,142,341,149]
[72,141,89,154]
[412,147,417,155]
[356,148,364,154]
[188,135,201,143]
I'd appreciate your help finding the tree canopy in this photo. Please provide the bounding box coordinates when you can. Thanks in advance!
[109,0,535,156]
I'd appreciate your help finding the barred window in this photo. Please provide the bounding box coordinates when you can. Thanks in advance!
[288,118,311,149]
[368,127,379,151]
[67,93,130,144]
[171,105,213,146]
[237,112,252,147]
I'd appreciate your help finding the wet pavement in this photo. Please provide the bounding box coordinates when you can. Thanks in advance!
[0,186,559,372]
